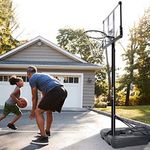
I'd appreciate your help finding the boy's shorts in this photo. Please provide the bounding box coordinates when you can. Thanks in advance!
[3,103,22,116]
[38,86,67,113]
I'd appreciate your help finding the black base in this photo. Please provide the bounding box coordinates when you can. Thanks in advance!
[100,127,149,148]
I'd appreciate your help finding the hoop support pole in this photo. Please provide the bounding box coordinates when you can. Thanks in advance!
[111,42,116,136]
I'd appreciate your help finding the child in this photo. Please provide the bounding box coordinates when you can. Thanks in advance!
[0,75,24,130]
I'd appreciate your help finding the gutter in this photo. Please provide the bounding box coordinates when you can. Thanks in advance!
[0,64,102,71]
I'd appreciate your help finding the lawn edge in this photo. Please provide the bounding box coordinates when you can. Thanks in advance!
[90,108,150,129]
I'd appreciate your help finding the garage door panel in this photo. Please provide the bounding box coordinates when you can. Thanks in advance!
[63,84,82,108]
[0,83,16,105]
[0,74,83,108]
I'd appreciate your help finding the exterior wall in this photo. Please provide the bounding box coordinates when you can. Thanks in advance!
[0,68,96,108]
[6,42,76,62]
[83,72,95,108]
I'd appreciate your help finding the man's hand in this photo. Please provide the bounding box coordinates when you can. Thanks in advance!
[29,110,35,119]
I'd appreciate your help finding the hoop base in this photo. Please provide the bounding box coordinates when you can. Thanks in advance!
[100,128,149,148]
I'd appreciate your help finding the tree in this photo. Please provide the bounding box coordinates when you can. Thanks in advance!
[135,8,150,104]
[56,28,107,96]
[0,0,19,54]
[56,28,104,64]
[119,27,138,105]
[118,7,150,105]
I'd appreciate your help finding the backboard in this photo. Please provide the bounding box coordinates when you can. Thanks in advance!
[102,1,123,48]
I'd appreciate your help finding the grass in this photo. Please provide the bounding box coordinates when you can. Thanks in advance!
[94,105,150,124]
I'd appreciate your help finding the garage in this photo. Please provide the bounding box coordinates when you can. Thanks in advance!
[0,72,83,109]
[0,36,101,109]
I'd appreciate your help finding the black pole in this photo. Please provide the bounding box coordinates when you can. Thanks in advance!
[111,42,116,136]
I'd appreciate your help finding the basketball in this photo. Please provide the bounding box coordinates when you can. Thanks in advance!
[17,98,28,108]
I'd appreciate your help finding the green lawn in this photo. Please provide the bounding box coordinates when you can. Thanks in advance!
[95,105,150,124]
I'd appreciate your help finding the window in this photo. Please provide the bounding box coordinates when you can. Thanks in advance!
[69,77,73,83]
[0,76,3,81]
[63,77,79,83]
[64,77,68,83]
[18,76,28,82]
[74,77,79,83]
[0,75,28,82]
[4,76,8,81]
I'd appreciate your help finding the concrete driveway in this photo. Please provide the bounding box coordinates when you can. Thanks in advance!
[0,109,149,150]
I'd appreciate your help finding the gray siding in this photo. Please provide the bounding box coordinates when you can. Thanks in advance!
[83,72,95,108]
[6,42,76,62]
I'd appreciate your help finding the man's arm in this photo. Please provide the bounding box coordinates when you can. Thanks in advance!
[29,87,38,119]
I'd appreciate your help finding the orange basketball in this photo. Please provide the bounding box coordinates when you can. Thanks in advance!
[17,98,28,108]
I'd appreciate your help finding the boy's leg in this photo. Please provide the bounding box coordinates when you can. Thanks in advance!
[10,105,22,124]
[7,114,22,130]
[0,114,7,121]
[7,105,22,130]
[10,113,22,124]
[0,103,10,121]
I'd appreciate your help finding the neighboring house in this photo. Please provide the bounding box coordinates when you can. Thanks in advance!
[0,36,101,109]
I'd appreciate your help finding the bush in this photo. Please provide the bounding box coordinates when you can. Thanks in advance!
[116,95,140,106]
[129,96,140,105]
[94,95,108,108]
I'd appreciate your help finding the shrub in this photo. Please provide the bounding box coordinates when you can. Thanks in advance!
[94,95,108,108]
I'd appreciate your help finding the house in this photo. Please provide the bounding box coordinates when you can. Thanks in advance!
[0,36,101,109]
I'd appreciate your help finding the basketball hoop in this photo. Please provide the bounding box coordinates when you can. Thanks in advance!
[84,30,114,49]
[84,30,114,39]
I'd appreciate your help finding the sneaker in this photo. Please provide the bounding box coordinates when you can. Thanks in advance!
[7,123,17,130]
[37,130,51,137]
[46,130,51,136]
[31,136,48,145]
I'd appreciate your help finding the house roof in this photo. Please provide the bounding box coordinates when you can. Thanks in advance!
[0,36,102,71]
[0,36,86,63]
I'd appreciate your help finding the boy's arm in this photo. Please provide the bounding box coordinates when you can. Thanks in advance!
[10,87,20,103]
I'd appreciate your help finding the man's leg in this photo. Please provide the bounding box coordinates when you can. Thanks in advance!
[35,108,46,137]
[32,108,49,145]
[45,110,53,133]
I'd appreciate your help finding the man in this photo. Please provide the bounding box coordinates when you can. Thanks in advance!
[27,66,67,145]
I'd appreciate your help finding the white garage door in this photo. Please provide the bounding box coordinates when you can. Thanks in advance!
[0,73,83,109]
[60,75,82,108]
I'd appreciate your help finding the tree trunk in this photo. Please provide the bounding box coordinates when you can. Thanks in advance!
[125,83,131,106]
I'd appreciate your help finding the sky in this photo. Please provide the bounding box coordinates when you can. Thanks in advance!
[12,0,150,70]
